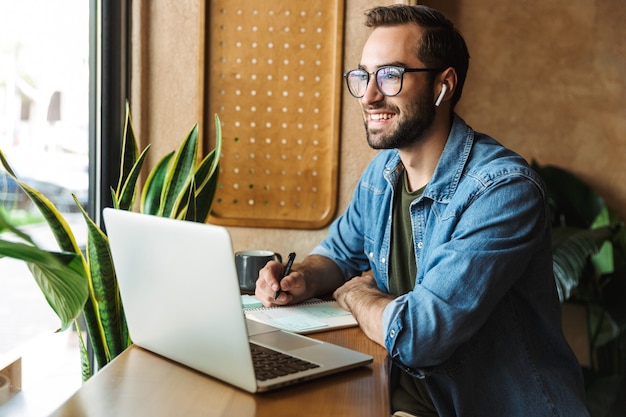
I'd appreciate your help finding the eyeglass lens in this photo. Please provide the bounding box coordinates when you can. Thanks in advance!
[345,67,404,98]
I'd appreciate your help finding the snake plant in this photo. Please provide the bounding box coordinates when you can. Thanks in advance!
[0,103,222,380]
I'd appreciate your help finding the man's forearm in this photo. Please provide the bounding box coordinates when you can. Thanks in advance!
[334,275,394,347]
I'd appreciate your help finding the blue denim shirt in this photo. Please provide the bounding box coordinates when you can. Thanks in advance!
[311,115,589,416]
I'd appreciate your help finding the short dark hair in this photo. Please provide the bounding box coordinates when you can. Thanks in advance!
[364,5,470,107]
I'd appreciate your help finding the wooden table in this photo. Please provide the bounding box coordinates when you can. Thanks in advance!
[49,327,390,417]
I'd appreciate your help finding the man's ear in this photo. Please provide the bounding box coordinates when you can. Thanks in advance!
[435,84,447,106]
[436,67,457,105]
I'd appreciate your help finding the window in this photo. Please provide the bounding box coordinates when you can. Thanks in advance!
[0,0,129,412]
[0,0,89,352]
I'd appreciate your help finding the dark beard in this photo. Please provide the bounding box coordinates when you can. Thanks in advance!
[365,92,436,150]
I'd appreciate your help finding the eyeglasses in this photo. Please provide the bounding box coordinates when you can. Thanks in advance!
[343,65,444,98]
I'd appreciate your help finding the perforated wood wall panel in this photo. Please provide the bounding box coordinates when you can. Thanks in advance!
[205,1,344,229]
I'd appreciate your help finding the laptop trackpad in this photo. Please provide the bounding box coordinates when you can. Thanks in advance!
[250,331,320,351]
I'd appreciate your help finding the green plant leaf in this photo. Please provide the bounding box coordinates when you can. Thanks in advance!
[73,320,94,381]
[0,238,88,331]
[193,114,222,222]
[140,151,174,215]
[176,115,222,222]
[532,162,606,228]
[178,150,215,222]
[158,124,198,218]
[587,303,621,349]
[26,252,88,331]
[0,149,21,183]
[0,208,37,245]
[0,107,223,381]
[116,101,140,195]
[608,212,626,256]
[191,151,220,222]
[116,145,151,211]
[589,206,614,277]
[0,151,80,254]
[74,195,130,366]
[181,177,198,221]
[552,226,614,302]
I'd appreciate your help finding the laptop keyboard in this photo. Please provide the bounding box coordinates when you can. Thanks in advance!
[250,343,320,381]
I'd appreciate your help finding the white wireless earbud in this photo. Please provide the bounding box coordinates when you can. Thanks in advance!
[435,84,447,107]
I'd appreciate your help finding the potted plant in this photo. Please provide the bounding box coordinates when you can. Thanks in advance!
[0,102,222,380]
[532,161,626,415]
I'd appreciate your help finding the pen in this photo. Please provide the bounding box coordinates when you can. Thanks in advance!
[274,252,296,300]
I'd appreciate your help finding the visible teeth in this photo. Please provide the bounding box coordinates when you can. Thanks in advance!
[371,113,393,120]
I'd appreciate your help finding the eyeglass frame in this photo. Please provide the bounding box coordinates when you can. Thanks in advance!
[343,65,445,98]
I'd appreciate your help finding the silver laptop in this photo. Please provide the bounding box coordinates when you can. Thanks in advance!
[102,208,372,393]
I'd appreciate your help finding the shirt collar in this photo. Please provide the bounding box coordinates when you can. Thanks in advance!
[383,114,474,204]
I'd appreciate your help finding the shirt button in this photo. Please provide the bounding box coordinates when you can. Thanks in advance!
[390,330,396,338]
[417,241,423,249]
[381,257,386,264]
[369,252,374,258]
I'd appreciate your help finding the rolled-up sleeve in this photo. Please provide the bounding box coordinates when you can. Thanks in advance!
[382,172,549,372]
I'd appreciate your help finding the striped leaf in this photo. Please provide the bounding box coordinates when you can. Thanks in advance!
[180,177,197,221]
[116,101,140,195]
[190,150,220,222]
[77,196,129,363]
[140,151,174,215]
[115,145,151,211]
[0,150,80,254]
[158,124,198,218]
[0,108,223,381]
[192,114,222,222]
[0,208,36,245]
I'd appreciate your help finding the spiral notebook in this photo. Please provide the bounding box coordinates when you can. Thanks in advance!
[242,296,358,334]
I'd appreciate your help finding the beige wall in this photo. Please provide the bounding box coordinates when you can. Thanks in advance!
[131,0,626,258]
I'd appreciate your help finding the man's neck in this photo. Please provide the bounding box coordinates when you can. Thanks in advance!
[398,119,451,192]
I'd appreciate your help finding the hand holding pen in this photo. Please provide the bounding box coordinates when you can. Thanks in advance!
[274,252,296,300]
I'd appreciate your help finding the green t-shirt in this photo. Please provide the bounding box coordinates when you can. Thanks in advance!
[389,172,438,417]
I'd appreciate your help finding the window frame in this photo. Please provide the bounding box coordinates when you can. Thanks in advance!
[89,0,131,225]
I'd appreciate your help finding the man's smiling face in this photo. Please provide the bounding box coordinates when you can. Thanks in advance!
[358,23,437,150]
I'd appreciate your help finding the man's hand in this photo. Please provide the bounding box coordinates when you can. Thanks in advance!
[255,260,309,307]
[333,275,394,347]
[254,255,346,307]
